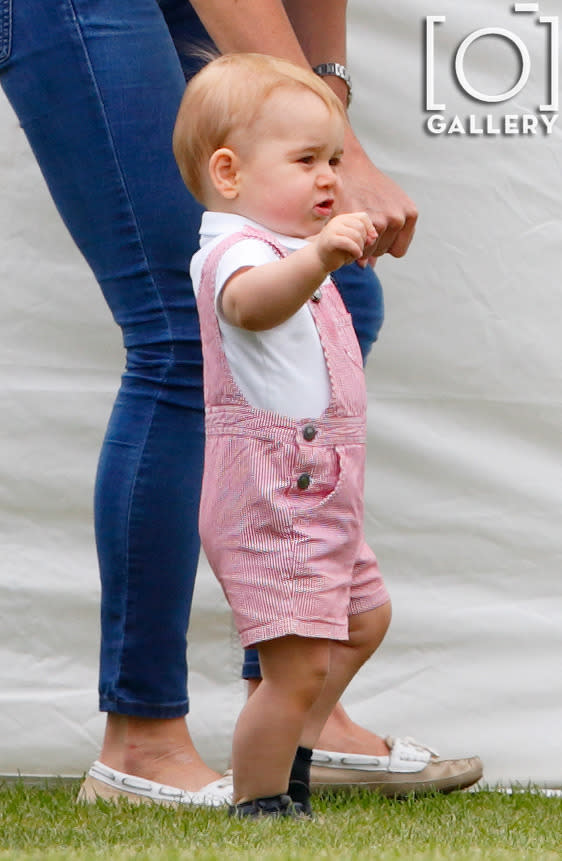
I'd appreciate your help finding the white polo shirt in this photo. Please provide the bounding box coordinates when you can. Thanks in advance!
[190,212,331,420]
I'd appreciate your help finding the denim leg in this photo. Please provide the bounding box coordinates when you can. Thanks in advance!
[95,345,204,716]
[241,262,385,680]
[332,262,385,362]
[1,0,209,716]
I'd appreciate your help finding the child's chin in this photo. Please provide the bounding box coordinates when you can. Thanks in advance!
[305,222,326,237]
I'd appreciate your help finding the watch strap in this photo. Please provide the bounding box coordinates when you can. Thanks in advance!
[313,62,352,106]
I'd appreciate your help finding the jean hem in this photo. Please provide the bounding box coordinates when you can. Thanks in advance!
[99,697,189,719]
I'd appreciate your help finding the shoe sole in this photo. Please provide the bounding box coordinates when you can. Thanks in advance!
[77,775,187,807]
[310,756,483,797]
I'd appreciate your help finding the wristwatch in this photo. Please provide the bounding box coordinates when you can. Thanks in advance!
[313,62,352,107]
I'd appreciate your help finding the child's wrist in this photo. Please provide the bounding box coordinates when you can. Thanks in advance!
[307,239,334,280]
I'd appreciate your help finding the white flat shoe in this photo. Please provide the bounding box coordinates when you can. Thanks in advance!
[310,736,483,796]
[77,760,233,807]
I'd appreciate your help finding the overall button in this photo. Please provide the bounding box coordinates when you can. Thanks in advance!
[297,473,311,490]
[311,288,322,303]
[302,424,317,441]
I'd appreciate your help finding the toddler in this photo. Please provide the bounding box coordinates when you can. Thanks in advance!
[173,53,391,818]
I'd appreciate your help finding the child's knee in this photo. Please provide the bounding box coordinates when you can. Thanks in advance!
[378,600,392,638]
[369,600,392,650]
[290,648,331,709]
[351,600,392,657]
[260,636,330,709]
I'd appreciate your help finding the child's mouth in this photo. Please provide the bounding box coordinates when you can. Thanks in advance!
[314,199,334,216]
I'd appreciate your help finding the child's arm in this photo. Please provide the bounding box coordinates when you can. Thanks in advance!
[221,213,377,331]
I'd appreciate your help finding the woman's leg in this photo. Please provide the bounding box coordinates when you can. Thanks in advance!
[95,343,217,786]
[0,0,217,789]
[332,261,385,362]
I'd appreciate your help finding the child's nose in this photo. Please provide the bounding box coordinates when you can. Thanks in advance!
[317,165,337,186]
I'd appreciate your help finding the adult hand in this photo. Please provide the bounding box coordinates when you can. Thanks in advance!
[337,126,418,262]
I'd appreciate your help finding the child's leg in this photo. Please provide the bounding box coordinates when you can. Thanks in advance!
[300,602,392,750]
[231,635,331,804]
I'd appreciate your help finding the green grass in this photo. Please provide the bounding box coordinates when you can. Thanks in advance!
[0,781,561,860]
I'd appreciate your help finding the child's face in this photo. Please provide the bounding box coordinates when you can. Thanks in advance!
[232,87,345,238]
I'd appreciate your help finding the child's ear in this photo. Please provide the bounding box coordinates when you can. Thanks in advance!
[208,147,241,199]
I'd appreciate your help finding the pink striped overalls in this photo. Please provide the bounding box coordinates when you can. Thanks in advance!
[196,227,389,647]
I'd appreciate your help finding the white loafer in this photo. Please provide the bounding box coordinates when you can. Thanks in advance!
[310,736,483,796]
[77,760,233,807]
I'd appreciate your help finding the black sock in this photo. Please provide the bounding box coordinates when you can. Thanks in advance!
[288,746,312,811]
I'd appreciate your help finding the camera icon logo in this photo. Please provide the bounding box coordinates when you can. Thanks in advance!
[424,3,559,135]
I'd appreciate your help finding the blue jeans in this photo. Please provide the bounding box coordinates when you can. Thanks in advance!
[0,0,383,714]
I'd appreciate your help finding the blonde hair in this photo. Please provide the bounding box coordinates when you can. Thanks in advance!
[173,52,346,204]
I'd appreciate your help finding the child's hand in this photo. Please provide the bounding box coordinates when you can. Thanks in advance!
[312,212,378,272]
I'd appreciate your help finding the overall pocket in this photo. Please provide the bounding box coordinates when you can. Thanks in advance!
[284,445,344,515]
[0,0,12,65]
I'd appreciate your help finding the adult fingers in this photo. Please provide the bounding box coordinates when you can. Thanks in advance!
[369,201,418,258]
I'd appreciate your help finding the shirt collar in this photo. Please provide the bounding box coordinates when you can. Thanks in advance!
[199,211,309,251]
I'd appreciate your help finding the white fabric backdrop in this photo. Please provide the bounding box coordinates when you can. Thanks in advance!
[0,0,560,785]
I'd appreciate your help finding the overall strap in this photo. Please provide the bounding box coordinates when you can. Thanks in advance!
[196,227,286,408]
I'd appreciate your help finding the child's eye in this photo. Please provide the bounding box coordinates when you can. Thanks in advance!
[329,156,341,167]
[299,155,314,164]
